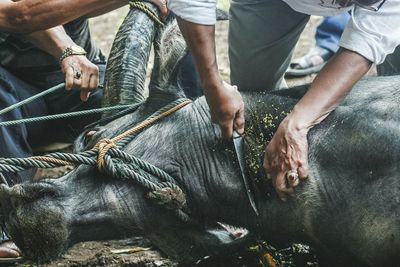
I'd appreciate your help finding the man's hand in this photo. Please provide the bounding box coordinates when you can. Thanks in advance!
[25,27,100,102]
[263,116,309,201]
[263,48,372,201]
[176,18,245,139]
[61,55,99,102]
[205,81,245,139]
[149,0,169,19]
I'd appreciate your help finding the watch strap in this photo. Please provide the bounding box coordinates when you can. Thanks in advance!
[59,46,87,63]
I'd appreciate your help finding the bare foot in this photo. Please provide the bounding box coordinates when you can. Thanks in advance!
[0,241,21,258]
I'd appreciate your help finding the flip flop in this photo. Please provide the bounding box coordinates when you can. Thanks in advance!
[285,46,333,77]
[0,256,24,263]
[0,240,23,263]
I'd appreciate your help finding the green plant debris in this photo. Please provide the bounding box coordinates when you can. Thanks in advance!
[243,99,292,179]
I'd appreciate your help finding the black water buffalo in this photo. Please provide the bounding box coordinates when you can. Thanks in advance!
[0,5,399,267]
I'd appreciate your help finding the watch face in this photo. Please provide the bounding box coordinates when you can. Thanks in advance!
[71,45,86,54]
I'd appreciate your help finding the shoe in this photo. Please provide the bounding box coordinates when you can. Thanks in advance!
[285,46,333,77]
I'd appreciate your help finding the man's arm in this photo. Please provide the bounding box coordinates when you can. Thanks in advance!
[0,0,127,33]
[263,48,372,200]
[0,0,168,33]
[176,17,244,139]
[26,26,100,101]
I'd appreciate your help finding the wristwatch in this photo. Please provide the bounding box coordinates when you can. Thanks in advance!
[59,45,87,63]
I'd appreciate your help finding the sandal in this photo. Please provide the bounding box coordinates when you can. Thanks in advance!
[285,46,333,77]
[0,240,23,263]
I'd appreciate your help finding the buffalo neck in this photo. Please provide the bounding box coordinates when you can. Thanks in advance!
[167,94,309,242]
[237,92,310,243]
[56,170,138,245]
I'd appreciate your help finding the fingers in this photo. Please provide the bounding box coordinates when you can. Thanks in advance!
[80,72,90,91]
[233,105,245,135]
[219,118,234,140]
[263,126,309,201]
[205,81,245,139]
[80,91,91,102]
[273,171,294,201]
[61,56,99,101]
[80,73,98,101]
[298,162,309,180]
[287,170,300,188]
[263,148,272,174]
[65,66,74,90]
[89,72,99,91]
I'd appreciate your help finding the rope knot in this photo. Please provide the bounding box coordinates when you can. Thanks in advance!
[96,139,117,172]
[147,187,186,210]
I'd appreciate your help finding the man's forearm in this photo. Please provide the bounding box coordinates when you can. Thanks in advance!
[176,17,222,93]
[289,48,372,130]
[0,0,127,33]
[26,26,76,59]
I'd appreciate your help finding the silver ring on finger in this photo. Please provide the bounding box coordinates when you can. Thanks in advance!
[74,70,82,80]
[286,169,299,182]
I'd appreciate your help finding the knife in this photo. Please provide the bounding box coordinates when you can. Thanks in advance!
[232,131,259,216]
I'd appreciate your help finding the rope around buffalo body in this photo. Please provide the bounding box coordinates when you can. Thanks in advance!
[0,98,193,223]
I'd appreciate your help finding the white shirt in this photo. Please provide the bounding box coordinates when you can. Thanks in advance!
[168,0,400,64]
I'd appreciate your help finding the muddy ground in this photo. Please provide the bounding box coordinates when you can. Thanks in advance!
[6,4,375,267]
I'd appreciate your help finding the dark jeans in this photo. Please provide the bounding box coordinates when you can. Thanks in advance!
[315,13,350,54]
[377,45,400,76]
[179,52,203,99]
[0,64,105,185]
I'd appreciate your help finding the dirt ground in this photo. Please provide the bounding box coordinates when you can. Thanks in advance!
[7,5,355,267]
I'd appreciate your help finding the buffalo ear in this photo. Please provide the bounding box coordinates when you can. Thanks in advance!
[0,183,58,212]
[0,184,26,216]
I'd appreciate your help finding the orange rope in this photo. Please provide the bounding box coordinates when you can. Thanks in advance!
[30,156,72,166]
[110,99,192,143]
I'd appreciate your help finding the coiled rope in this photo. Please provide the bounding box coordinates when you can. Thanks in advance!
[129,0,165,27]
[0,98,193,223]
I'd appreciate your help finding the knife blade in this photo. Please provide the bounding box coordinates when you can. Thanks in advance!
[232,131,259,216]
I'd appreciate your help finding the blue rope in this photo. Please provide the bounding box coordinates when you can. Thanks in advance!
[0,82,138,127]
[0,105,133,127]
[0,83,65,116]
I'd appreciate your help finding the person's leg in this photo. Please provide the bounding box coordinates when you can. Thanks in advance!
[229,0,309,91]
[315,13,350,54]
[286,13,350,77]
[0,65,48,260]
[178,52,203,99]
[0,66,48,185]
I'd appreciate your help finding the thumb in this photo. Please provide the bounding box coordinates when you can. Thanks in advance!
[80,91,90,102]
[233,107,245,135]
[219,119,234,140]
